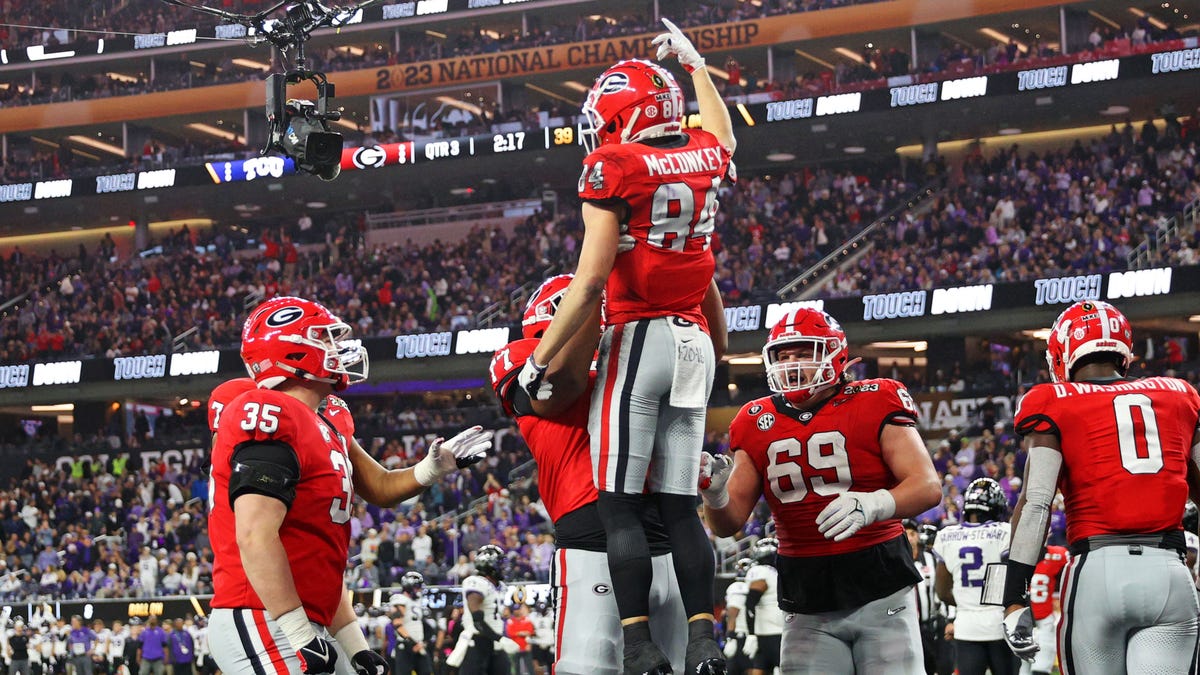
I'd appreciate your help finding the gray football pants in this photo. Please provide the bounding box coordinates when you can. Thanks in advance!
[780,585,924,674]
[1058,545,1199,675]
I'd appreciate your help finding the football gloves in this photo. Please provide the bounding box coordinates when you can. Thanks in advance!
[742,634,759,660]
[295,637,338,674]
[351,649,390,675]
[722,635,740,659]
[652,18,705,74]
[497,636,521,655]
[1002,606,1039,662]
[518,355,553,401]
[277,607,337,675]
[815,489,896,542]
[698,451,733,509]
[414,425,494,486]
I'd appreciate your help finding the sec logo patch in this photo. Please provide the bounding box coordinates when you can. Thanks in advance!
[757,413,775,431]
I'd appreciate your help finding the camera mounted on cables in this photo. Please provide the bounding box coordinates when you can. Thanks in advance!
[160,0,385,181]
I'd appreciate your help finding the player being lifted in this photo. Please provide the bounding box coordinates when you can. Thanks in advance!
[517,18,733,675]
[994,300,1200,674]
[490,275,687,674]
[701,308,941,674]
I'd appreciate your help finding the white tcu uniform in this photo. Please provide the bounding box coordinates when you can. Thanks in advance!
[745,563,783,672]
[934,521,1014,675]
[724,580,749,635]
[460,574,509,675]
[550,549,686,675]
[393,594,426,643]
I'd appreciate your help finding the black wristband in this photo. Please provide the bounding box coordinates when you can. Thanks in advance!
[1002,560,1037,608]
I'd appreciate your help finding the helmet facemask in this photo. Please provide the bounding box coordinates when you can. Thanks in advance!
[764,336,845,401]
[276,320,369,389]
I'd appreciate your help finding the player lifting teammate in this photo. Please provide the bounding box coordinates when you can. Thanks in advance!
[490,274,687,674]
[994,300,1200,674]
[517,18,734,675]
[701,308,941,674]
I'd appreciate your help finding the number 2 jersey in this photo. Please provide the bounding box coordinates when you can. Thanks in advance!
[1015,376,1200,544]
[730,379,921,613]
[932,521,1010,641]
[209,388,353,626]
[578,130,731,330]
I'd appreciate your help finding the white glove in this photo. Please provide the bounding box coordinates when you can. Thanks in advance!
[413,426,494,486]
[698,452,733,509]
[815,490,895,542]
[722,636,739,659]
[617,232,636,253]
[517,355,552,401]
[652,18,705,74]
[497,636,521,655]
[742,634,758,660]
[1002,607,1039,662]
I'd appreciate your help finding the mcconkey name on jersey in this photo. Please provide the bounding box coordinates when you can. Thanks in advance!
[578,129,731,329]
[1016,377,1200,543]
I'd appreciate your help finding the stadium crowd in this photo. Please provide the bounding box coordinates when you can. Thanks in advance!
[0,159,914,362]
[823,117,1200,295]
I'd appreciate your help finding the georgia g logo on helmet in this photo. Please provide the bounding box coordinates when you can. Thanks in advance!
[265,305,304,328]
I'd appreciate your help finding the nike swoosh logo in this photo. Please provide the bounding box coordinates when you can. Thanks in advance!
[887,606,906,616]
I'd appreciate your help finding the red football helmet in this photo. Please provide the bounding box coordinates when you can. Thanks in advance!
[1046,300,1132,383]
[763,308,849,405]
[241,296,368,391]
[521,274,574,339]
[581,59,685,154]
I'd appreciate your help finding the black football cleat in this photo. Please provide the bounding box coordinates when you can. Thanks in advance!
[624,639,673,675]
[685,620,727,675]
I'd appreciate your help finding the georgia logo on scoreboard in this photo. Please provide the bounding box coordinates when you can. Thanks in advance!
[352,145,388,169]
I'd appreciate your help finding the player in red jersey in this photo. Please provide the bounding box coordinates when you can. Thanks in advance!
[516,19,733,674]
[995,300,1200,674]
[701,308,941,674]
[490,275,686,675]
[208,378,257,434]
[1022,545,1068,675]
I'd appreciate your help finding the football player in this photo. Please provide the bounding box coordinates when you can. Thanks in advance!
[701,308,941,674]
[743,538,783,675]
[207,297,390,675]
[1183,501,1198,579]
[995,300,1200,673]
[490,275,686,674]
[933,478,1015,675]
[516,18,735,674]
[1019,545,1067,675]
[459,545,521,675]
[390,572,432,675]
[721,558,753,675]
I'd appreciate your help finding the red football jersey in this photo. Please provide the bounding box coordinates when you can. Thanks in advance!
[578,130,731,330]
[1015,377,1200,544]
[207,377,257,433]
[1029,545,1069,620]
[489,339,597,523]
[210,388,354,626]
[322,395,356,440]
[730,379,919,557]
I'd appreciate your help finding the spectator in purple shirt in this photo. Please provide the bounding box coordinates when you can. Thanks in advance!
[67,615,97,675]
[138,616,168,675]
[169,618,195,675]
